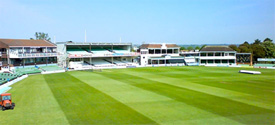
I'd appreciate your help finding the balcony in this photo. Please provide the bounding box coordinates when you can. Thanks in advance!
[199,56,236,60]
[68,52,140,58]
[9,53,57,58]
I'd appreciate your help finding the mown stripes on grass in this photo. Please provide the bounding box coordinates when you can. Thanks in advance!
[43,73,157,124]
[0,75,70,125]
[70,71,242,124]
[98,71,275,124]
[123,69,275,110]
[129,67,275,100]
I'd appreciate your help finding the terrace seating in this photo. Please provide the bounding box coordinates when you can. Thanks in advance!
[84,61,94,66]
[112,60,127,66]
[92,59,115,67]
[115,59,135,66]
[113,49,129,53]
[0,73,22,85]
[67,48,90,54]
[91,48,113,54]
[15,67,41,74]
[105,58,126,65]
[39,65,64,72]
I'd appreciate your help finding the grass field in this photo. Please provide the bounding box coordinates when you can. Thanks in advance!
[0,66,274,124]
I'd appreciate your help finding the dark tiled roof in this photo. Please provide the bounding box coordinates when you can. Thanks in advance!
[166,44,180,48]
[0,39,56,48]
[200,46,235,51]
[140,44,180,49]
[140,44,161,49]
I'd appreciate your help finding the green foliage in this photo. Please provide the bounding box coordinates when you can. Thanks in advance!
[261,39,275,58]
[263,38,273,42]
[187,46,194,51]
[200,45,207,51]
[229,44,240,52]
[251,44,265,61]
[195,46,200,50]
[238,45,252,53]
[131,47,135,52]
[240,41,250,48]
[235,38,274,61]
[180,47,186,50]
[30,32,51,42]
[253,39,261,44]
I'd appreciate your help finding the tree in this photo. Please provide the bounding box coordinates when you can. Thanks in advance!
[253,39,261,44]
[30,32,51,42]
[200,45,207,51]
[195,46,200,50]
[187,46,194,51]
[238,45,251,53]
[180,47,186,50]
[240,41,250,48]
[251,44,265,61]
[229,44,240,52]
[261,39,275,58]
[238,41,252,53]
[263,38,273,42]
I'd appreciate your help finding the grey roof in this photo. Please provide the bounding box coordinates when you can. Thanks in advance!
[200,46,235,52]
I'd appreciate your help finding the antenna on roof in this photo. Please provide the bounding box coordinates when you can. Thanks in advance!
[85,29,87,43]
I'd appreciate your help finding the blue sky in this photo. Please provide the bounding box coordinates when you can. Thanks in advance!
[0,0,274,44]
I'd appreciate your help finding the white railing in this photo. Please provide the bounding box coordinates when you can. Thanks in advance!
[68,52,140,58]
[199,56,236,60]
[9,53,57,58]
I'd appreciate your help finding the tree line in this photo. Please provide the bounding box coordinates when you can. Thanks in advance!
[180,46,201,51]
[229,38,275,62]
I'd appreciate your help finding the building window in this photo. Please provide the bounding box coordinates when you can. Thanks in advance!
[215,53,221,56]
[149,49,154,54]
[174,49,179,53]
[215,60,221,64]
[208,60,214,64]
[152,60,158,64]
[208,53,214,56]
[161,49,166,54]
[201,60,206,64]
[229,53,235,56]
[167,49,172,54]
[201,53,206,56]
[155,49,161,54]
[141,51,147,54]
[224,53,229,56]
[222,60,228,64]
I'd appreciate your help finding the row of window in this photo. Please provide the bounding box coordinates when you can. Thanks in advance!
[141,49,179,54]
[10,57,57,65]
[201,60,235,64]
[10,48,57,53]
[149,59,185,64]
[200,53,235,56]
[149,49,179,54]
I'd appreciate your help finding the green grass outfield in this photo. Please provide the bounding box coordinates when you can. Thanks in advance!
[0,66,274,124]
